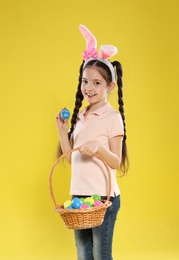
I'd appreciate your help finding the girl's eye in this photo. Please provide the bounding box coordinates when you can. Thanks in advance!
[94,81,100,85]
[82,79,88,84]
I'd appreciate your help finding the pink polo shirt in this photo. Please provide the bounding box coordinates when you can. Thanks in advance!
[70,103,124,197]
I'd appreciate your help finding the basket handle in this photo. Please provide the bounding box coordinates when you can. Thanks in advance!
[49,148,112,207]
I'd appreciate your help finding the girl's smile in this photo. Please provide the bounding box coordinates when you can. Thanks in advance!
[85,92,97,98]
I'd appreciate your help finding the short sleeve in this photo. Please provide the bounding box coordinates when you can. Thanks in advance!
[107,112,124,139]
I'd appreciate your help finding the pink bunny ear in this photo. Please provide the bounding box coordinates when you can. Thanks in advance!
[79,24,98,61]
[79,25,118,82]
[99,45,118,60]
[79,24,97,50]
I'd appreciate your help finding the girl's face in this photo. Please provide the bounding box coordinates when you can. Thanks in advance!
[81,67,115,110]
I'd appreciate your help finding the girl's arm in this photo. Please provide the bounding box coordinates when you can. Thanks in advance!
[56,116,72,163]
[79,136,123,169]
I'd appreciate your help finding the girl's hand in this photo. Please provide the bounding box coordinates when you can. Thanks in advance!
[79,136,123,169]
[56,108,69,135]
[55,109,72,164]
[79,140,101,156]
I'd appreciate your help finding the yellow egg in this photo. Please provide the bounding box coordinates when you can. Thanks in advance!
[63,200,72,209]
[84,197,94,205]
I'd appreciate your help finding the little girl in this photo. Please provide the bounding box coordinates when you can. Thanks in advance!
[56,25,128,260]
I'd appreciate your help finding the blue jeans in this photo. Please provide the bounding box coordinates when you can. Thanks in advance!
[73,195,120,260]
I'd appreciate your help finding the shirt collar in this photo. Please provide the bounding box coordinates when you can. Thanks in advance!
[78,102,111,120]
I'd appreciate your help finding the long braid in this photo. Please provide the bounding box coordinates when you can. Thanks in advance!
[112,61,129,174]
[68,61,84,140]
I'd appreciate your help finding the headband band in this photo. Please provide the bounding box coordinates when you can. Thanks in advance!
[79,24,118,83]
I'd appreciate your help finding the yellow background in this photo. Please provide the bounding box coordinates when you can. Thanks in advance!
[0,0,179,259]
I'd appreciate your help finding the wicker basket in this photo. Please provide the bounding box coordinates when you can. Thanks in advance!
[49,148,112,230]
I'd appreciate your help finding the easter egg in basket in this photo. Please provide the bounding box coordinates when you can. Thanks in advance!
[84,197,94,205]
[80,204,91,209]
[63,200,72,209]
[72,197,83,209]
[94,200,103,207]
[92,194,101,201]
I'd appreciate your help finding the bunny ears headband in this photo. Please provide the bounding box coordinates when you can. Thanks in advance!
[79,24,118,83]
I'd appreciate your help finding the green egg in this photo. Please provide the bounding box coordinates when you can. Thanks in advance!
[85,201,93,207]
[92,194,101,201]
[80,198,85,204]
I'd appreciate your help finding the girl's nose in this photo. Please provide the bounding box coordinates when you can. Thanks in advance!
[86,82,93,90]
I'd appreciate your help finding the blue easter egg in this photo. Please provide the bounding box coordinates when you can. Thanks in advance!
[72,198,82,209]
[60,108,70,120]
[66,206,73,210]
